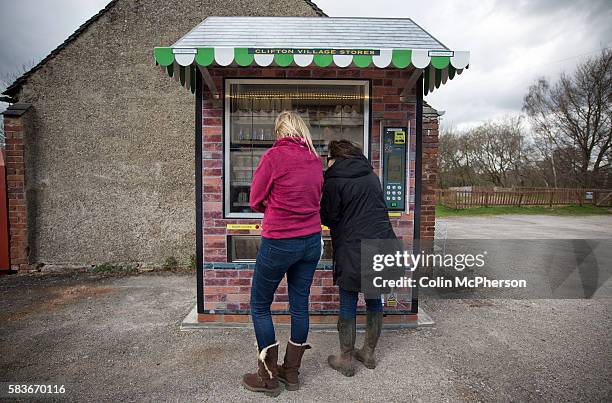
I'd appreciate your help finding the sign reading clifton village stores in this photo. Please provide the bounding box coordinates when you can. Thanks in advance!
[249,48,381,56]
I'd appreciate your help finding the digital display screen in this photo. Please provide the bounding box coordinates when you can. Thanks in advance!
[387,155,403,182]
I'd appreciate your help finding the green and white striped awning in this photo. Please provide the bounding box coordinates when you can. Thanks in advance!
[155,17,470,95]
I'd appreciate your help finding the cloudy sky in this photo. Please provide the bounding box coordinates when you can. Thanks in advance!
[1,0,611,129]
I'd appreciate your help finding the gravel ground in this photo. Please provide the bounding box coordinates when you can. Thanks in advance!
[1,270,610,402]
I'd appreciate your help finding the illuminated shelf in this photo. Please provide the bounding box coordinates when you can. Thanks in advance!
[232,119,275,125]
[231,140,275,145]
[230,139,328,146]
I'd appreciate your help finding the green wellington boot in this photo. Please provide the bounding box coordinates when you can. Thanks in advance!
[327,317,356,377]
[353,311,383,369]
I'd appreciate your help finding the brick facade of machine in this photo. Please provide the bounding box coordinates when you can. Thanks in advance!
[198,66,438,316]
[421,117,439,239]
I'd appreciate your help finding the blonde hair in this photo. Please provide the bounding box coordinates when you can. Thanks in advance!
[275,111,317,154]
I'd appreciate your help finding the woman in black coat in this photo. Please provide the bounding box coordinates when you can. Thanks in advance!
[321,139,397,377]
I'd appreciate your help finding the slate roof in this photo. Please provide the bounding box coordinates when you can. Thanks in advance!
[173,17,448,50]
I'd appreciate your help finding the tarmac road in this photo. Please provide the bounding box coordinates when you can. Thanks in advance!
[438,214,612,239]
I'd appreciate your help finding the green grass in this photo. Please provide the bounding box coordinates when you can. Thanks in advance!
[89,263,138,274]
[436,204,612,217]
[162,256,179,271]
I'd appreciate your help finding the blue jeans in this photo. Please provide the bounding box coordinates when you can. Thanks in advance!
[338,288,383,319]
[251,232,321,350]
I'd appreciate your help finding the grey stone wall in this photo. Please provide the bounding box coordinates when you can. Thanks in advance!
[14,0,322,266]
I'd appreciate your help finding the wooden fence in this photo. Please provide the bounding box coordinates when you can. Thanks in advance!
[437,188,612,209]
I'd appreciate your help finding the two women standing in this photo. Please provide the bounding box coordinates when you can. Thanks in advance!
[242,112,397,396]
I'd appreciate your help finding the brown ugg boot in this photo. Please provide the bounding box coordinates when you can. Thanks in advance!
[242,341,282,397]
[327,317,356,377]
[278,340,311,391]
[353,311,383,369]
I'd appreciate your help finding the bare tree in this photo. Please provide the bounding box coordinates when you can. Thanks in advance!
[0,60,37,93]
[523,49,612,187]
[468,117,527,187]
[438,129,478,187]
[438,117,540,188]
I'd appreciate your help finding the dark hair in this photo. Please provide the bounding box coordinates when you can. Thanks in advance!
[328,140,363,159]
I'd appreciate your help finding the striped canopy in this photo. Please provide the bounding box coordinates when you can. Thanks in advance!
[155,17,470,95]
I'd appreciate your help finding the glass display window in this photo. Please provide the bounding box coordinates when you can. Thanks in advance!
[224,79,370,218]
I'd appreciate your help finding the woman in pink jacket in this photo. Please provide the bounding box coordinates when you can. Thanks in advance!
[242,111,323,397]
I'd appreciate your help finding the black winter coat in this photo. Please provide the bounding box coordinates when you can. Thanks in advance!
[320,155,397,292]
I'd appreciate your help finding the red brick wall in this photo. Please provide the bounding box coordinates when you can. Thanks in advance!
[204,269,336,312]
[200,66,438,314]
[3,114,29,271]
[421,117,439,239]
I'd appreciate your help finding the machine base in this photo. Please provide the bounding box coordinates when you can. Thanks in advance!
[180,305,435,331]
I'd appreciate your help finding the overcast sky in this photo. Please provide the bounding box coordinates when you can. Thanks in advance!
[1,0,611,129]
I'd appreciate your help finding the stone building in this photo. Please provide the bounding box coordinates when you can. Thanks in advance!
[1,0,327,270]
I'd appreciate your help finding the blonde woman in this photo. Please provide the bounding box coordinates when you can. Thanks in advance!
[242,111,323,397]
